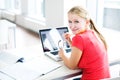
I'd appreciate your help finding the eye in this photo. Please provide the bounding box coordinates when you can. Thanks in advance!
[68,20,72,23]
[74,20,79,23]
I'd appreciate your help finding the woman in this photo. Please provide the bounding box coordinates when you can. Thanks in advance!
[58,6,110,80]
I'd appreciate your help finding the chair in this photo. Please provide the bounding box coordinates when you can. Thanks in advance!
[0,20,9,50]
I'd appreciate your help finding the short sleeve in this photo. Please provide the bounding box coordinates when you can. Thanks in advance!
[72,35,84,51]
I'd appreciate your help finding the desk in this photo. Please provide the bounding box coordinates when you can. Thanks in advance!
[2,45,81,80]
[1,44,120,80]
[0,19,16,48]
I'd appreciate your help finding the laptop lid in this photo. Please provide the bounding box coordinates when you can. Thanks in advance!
[39,27,70,54]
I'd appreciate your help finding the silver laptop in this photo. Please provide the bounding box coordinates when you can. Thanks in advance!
[39,27,71,61]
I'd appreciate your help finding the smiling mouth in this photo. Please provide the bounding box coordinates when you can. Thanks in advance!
[72,28,78,32]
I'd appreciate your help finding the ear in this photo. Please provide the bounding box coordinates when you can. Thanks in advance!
[85,20,90,27]
[86,20,90,25]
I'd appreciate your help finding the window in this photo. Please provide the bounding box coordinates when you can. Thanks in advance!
[27,0,45,21]
[5,0,15,10]
[5,0,21,13]
[3,0,45,23]
[14,0,21,13]
[103,0,120,30]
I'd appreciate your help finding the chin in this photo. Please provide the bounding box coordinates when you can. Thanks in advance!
[72,32,76,34]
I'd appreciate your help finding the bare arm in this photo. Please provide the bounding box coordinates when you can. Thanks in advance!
[59,46,82,69]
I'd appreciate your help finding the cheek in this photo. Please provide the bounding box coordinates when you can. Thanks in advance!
[69,25,72,30]
[76,24,84,29]
[80,22,86,28]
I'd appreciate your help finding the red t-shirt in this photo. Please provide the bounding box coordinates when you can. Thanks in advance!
[72,30,110,80]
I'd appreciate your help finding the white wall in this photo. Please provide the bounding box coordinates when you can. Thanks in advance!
[45,0,64,28]
[45,0,104,28]
[45,0,87,28]
[0,0,104,33]
[21,0,28,15]
[0,10,1,19]
[86,0,104,28]
[96,0,104,27]
[63,0,87,27]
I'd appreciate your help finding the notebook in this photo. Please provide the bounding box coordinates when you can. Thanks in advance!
[39,27,71,61]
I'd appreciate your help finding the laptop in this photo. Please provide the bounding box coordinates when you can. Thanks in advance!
[39,27,71,61]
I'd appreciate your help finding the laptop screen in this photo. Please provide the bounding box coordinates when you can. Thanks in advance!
[39,27,70,52]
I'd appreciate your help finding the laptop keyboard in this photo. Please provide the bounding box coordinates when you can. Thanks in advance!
[50,48,71,55]
[50,51,58,55]
[66,48,71,53]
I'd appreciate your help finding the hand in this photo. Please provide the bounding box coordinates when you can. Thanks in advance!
[63,32,72,46]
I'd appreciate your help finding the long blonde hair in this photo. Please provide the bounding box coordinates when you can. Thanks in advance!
[68,6,107,50]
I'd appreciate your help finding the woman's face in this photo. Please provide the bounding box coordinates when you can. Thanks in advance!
[68,13,87,34]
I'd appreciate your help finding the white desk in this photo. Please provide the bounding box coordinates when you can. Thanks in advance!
[0,45,81,80]
[0,19,16,48]
[1,44,120,80]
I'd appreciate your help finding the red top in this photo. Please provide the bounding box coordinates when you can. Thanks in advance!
[72,30,110,80]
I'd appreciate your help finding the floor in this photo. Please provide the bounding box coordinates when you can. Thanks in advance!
[7,25,40,49]
[15,26,40,49]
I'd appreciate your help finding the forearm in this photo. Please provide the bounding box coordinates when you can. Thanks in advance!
[61,53,77,70]
[61,54,70,68]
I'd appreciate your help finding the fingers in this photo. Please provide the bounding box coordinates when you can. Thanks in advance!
[64,32,71,40]
[63,33,72,46]
[63,33,71,42]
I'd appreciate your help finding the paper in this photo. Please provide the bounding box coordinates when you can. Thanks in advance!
[0,57,61,80]
[23,58,62,75]
[0,51,21,65]
[0,63,41,80]
[0,71,15,80]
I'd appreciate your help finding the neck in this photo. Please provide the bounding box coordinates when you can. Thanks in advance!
[77,28,88,34]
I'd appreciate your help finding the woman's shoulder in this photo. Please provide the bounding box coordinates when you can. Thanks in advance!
[75,30,93,37]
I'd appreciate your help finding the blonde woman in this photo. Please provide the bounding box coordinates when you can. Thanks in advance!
[59,6,110,80]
